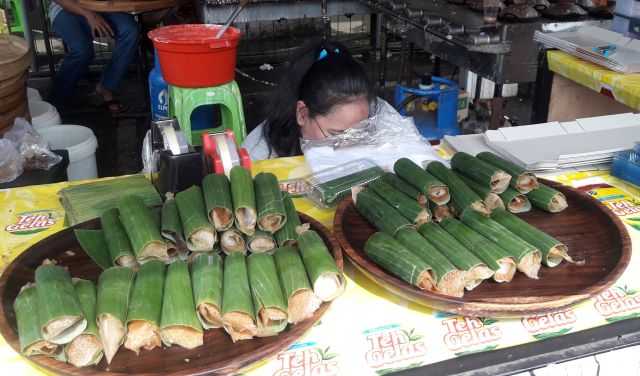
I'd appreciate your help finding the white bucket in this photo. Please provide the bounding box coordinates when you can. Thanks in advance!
[27,87,42,102]
[28,100,61,130]
[39,125,98,181]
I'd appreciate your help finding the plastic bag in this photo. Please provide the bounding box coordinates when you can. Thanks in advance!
[0,139,24,183]
[301,98,443,173]
[4,118,62,171]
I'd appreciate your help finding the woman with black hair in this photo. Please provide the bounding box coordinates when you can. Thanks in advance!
[242,39,376,160]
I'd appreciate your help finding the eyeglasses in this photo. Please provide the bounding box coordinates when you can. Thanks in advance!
[310,99,379,139]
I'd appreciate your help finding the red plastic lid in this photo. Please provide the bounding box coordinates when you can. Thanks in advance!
[148,24,241,45]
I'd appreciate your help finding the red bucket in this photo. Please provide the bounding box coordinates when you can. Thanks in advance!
[148,24,241,88]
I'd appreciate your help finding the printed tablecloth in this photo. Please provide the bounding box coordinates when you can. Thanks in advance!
[1,158,640,376]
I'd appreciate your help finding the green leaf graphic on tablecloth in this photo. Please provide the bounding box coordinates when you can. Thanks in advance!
[605,312,640,323]
[533,327,572,340]
[455,344,499,357]
[625,217,640,222]
[617,285,639,296]
[400,328,423,342]
[480,317,498,326]
[313,320,323,327]
[375,362,424,375]
[316,346,337,361]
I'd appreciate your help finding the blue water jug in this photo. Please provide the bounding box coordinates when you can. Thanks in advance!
[149,52,169,121]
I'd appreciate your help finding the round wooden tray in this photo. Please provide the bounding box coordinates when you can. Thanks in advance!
[0,73,27,99]
[77,0,177,13]
[0,213,342,375]
[0,35,30,82]
[334,180,631,318]
[0,101,29,134]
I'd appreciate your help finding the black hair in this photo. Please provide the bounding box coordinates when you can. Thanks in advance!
[262,39,374,157]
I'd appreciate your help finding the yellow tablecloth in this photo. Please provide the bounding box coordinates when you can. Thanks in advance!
[2,158,640,376]
[547,50,640,110]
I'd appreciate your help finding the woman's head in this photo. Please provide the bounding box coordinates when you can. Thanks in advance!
[264,39,374,157]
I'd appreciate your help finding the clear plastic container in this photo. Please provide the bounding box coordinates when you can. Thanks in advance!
[305,159,384,208]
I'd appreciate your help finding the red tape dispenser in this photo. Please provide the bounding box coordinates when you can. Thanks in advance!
[201,129,252,176]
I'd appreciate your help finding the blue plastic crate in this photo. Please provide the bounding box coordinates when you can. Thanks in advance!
[394,76,460,140]
[611,149,640,186]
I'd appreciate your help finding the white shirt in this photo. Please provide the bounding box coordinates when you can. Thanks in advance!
[242,123,278,161]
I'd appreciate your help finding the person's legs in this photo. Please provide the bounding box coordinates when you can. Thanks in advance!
[50,11,94,107]
[99,13,139,94]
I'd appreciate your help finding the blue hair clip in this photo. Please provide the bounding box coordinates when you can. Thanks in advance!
[317,48,328,61]
[317,47,341,61]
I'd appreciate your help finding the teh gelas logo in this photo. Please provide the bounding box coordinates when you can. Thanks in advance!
[364,327,426,369]
[5,212,57,235]
[521,309,576,340]
[442,317,501,355]
[273,345,339,376]
[594,286,640,323]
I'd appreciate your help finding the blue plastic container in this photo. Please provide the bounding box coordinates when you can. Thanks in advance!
[611,147,640,187]
[149,52,169,121]
[394,76,460,140]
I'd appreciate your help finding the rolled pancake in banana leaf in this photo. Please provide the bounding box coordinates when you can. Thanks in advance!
[222,253,257,342]
[65,279,103,367]
[457,173,505,212]
[491,209,575,267]
[230,166,257,236]
[124,260,165,354]
[14,283,60,357]
[96,266,135,364]
[221,228,247,255]
[101,208,138,268]
[275,193,301,247]
[203,173,234,231]
[248,253,288,337]
[296,225,345,302]
[417,223,494,290]
[160,261,204,349]
[176,186,217,252]
[248,230,277,254]
[274,246,321,324]
[461,210,542,279]
[429,200,455,223]
[161,192,186,256]
[35,264,87,345]
[118,195,170,263]
[527,183,568,213]
[191,253,223,329]
[500,187,531,213]
[476,151,539,194]
[255,172,287,233]
[394,158,450,205]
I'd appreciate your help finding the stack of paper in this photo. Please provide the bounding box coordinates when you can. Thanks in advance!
[442,113,640,172]
[534,26,640,73]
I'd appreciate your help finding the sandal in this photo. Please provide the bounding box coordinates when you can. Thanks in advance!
[89,91,130,114]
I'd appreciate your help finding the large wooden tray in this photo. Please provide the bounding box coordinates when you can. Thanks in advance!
[335,180,631,318]
[0,213,342,375]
